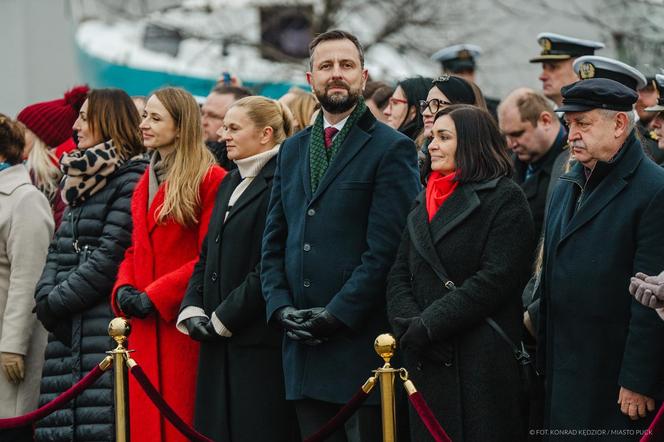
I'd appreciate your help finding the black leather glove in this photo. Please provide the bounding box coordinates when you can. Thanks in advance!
[275,306,303,329]
[184,317,217,342]
[34,298,59,333]
[297,307,344,338]
[276,306,323,345]
[117,286,154,319]
[394,317,430,355]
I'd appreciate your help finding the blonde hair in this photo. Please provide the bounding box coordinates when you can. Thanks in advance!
[26,133,61,200]
[152,87,216,227]
[231,96,294,144]
[280,87,318,133]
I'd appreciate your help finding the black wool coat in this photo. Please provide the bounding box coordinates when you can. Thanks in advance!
[537,132,664,441]
[387,177,536,442]
[181,158,298,442]
[34,158,147,442]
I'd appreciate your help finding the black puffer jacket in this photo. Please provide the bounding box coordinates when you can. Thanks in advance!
[34,158,147,442]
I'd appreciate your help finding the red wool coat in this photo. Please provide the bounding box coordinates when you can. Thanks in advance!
[111,165,225,442]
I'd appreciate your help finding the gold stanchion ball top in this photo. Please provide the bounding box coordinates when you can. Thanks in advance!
[108,317,131,339]
[374,333,396,363]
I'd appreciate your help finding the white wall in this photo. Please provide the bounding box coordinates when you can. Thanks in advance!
[0,0,80,116]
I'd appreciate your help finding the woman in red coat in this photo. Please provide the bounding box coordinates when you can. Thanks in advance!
[112,87,225,442]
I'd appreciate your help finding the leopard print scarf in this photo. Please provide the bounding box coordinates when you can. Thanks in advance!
[60,141,125,207]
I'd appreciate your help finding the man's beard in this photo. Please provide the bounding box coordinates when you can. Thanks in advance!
[315,82,361,114]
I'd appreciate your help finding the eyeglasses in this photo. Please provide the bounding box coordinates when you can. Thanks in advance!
[419,98,452,115]
[388,97,409,107]
[433,74,452,83]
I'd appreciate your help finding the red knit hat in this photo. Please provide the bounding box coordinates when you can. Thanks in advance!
[17,85,89,147]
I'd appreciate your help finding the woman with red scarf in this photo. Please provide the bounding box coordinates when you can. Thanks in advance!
[386,104,536,441]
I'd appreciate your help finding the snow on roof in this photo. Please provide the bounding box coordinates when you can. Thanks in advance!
[76,9,436,85]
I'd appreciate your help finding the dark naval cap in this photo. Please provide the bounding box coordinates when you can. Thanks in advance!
[529,32,604,63]
[557,78,638,113]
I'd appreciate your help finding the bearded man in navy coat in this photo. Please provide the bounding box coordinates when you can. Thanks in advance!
[261,30,420,441]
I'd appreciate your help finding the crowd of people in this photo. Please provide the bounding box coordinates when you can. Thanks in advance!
[1,27,664,442]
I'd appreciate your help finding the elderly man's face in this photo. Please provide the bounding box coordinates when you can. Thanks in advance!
[565,109,626,169]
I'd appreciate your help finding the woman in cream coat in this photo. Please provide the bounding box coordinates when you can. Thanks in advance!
[0,114,53,441]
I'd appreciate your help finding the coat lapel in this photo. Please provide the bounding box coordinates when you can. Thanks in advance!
[225,159,275,223]
[407,198,448,277]
[132,173,152,238]
[559,137,642,243]
[430,181,486,244]
[215,172,242,227]
[300,133,313,202]
[559,175,628,243]
[311,111,375,203]
[147,185,165,234]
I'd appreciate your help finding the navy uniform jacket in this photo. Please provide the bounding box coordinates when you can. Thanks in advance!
[261,109,421,404]
[537,132,664,439]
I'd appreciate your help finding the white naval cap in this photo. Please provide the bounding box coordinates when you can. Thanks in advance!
[431,44,482,72]
[573,56,647,91]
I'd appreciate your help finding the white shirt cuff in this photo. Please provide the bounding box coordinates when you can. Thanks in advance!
[211,312,233,337]
[176,306,208,335]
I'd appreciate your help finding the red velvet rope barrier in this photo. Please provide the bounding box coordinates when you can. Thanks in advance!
[640,402,664,442]
[303,386,373,442]
[0,364,106,429]
[129,364,214,442]
[408,391,452,442]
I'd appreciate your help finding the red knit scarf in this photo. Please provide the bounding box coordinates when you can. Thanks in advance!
[425,171,459,222]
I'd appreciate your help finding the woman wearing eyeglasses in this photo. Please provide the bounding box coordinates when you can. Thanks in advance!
[420,75,488,140]
[384,77,433,141]
[418,75,488,182]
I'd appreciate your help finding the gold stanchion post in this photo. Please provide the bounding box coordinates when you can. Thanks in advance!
[374,334,398,442]
[108,318,131,442]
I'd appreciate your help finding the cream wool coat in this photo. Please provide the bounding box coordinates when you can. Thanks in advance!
[0,165,53,417]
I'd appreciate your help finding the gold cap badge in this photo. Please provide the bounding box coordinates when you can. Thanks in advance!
[458,49,471,59]
[579,62,596,80]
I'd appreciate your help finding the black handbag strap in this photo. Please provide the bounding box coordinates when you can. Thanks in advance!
[485,317,530,361]
[411,234,531,362]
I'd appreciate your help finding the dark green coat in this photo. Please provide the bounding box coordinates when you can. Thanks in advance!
[387,177,535,441]
[538,132,664,440]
